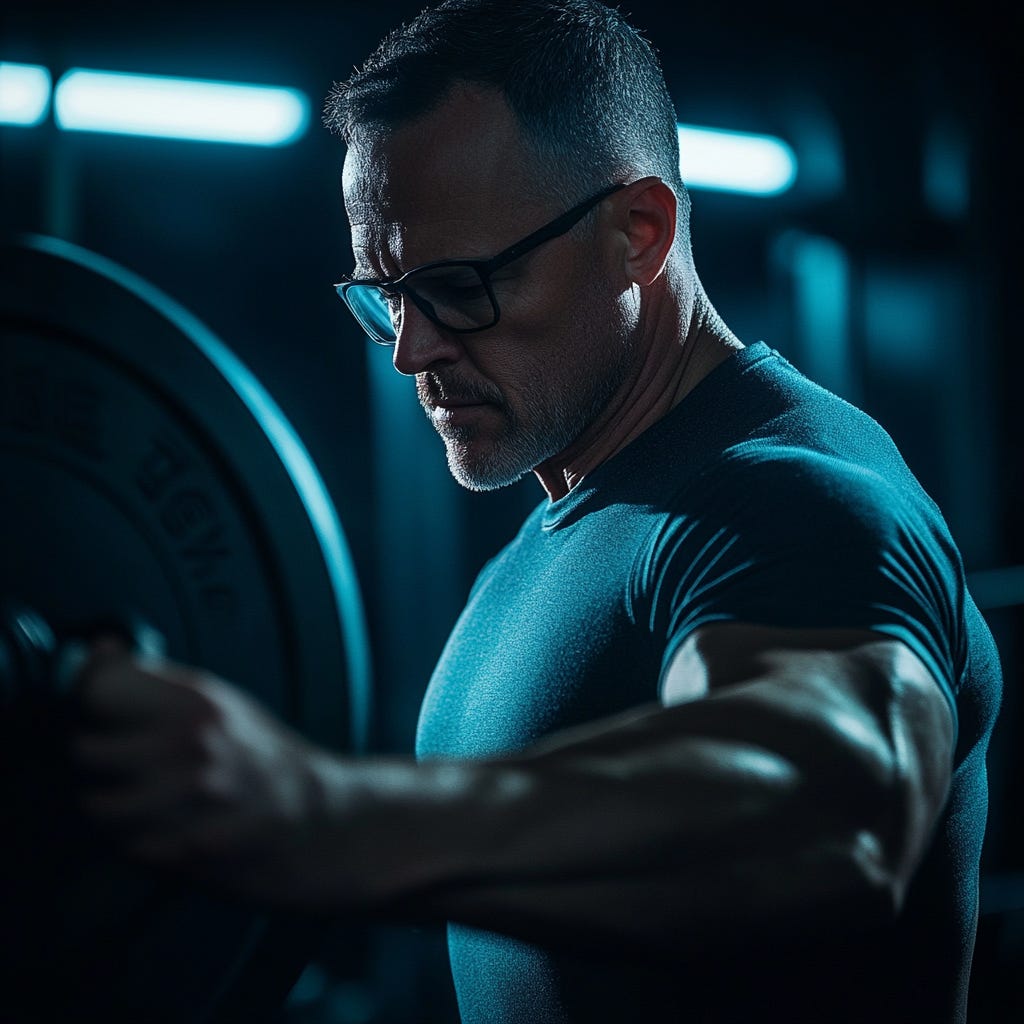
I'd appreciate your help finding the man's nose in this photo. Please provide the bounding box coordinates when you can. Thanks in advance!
[391,300,463,376]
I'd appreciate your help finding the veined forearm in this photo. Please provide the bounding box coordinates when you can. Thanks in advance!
[70,628,948,947]
[308,694,897,947]
[300,631,957,951]
[411,825,892,959]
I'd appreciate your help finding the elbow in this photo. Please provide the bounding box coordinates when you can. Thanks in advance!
[847,731,953,922]
[847,788,949,925]
[798,754,923,928]
[845,827,908,924]
[819,698,953,923]
[839,747,947,924]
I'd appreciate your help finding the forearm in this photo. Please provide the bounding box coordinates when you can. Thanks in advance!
[307,695,897,950]
[73,629,947,951]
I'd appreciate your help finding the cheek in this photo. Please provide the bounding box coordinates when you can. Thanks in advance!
[555,269,638,353]
[496,277,561,337]
[608,282,641,335]
[497,273,592,351]
[469,257,632,390]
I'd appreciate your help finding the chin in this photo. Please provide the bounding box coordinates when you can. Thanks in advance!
[439,427,540,491]
[436,397,588,492]
[445,445,532,492]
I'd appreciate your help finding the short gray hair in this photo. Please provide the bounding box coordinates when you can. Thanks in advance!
[324,0,690,245]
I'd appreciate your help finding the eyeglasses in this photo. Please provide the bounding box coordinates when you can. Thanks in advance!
[334,183,625,345]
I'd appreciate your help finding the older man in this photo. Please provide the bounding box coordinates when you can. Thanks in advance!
[76,1,1000,1021]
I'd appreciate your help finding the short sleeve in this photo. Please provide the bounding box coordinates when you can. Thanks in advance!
[640,449,963,737]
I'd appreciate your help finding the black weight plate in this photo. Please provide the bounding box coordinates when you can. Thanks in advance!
[0,235,372,1023]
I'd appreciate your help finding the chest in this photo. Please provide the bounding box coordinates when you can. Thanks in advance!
[415,521,661,759]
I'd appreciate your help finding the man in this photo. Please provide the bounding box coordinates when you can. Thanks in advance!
[74,1,1000,1021]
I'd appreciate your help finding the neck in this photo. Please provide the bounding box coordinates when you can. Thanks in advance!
[533,283,743,501]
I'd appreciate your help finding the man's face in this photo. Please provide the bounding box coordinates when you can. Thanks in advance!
[342,86,637,491]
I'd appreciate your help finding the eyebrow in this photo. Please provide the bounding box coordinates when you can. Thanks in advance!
[343,183,627,287]
[349,245,398,283]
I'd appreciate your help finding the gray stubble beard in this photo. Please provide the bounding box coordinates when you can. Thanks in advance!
[431,338,635,492]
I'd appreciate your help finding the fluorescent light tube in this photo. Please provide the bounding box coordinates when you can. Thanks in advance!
[678,123,797,195]
[0,62,52,126]
[54,69,309,146]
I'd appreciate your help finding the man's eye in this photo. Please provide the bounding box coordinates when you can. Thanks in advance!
[415,268,485,300]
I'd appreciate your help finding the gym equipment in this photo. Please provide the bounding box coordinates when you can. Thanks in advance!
[0,235,372,1022]
[0,601,166,704]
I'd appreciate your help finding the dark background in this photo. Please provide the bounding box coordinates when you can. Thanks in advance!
[1,1,1020,1020]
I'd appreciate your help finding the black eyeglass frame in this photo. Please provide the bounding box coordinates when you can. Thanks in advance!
[334,182,626,345]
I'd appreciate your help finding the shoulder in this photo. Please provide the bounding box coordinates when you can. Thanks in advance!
[636,444,912,592]
[644,441,965,727]
[690,442,943,551]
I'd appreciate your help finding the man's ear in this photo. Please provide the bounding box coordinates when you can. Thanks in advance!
[619,176,678,287]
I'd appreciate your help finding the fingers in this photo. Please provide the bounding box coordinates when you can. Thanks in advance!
[73,730,175,775]
[80,775,192,823]
[84,792,240,871]
[75,644,214,732]
[70,648,229,848]
[74,644,153,726]
[74,744,239,869]
[127,820,248,872]
[64,648,313,897]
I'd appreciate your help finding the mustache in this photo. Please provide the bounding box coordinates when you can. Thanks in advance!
[418,372,504,407]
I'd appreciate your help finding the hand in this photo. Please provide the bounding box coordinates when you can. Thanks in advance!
[71,640,327,907]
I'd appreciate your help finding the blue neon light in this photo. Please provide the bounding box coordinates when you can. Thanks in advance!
[0,62,51,127]
[54,69,309,146]
[678,123,797,196]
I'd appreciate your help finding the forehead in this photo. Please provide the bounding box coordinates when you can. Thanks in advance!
[342,85,552,268]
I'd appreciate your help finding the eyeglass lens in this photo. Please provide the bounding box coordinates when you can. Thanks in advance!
[344,263,498,344]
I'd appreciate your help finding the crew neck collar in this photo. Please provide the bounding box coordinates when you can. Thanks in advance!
[540,341,775,530]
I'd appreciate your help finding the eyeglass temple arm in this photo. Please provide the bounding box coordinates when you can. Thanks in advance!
[483,183,626,273]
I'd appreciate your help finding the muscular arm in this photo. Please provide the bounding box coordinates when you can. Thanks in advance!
[303,625,954,954]
[75,625,954,958]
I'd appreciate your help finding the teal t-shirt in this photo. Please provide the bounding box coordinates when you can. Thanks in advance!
[416,343,1000,1022]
